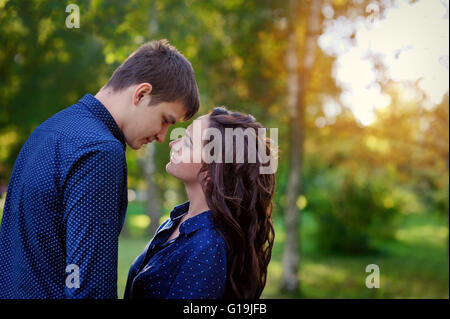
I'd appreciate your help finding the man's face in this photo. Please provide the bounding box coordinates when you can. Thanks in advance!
[123,98,186,150]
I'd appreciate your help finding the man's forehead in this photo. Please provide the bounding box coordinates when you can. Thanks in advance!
[166,101,187,121]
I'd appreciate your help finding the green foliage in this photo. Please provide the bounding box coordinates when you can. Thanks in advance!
[306,168,401,254]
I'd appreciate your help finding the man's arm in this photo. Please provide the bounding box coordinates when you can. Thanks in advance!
[63,141,125,299]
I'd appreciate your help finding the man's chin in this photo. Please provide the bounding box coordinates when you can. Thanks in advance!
[127,141,142,150]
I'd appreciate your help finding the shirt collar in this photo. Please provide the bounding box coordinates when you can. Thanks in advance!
[170,201,190,220]
[170,201,214,236]
[78,93,126,150]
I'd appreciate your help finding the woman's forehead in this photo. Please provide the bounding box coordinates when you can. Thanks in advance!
[187,114,209,134]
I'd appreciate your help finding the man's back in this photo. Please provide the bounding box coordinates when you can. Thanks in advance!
[0,94,128,298]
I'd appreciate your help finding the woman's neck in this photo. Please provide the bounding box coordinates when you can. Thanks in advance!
[184,182,210,218]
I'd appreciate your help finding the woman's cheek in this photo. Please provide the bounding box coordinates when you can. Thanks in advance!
[166,161,201,183]
[181,162,202,182]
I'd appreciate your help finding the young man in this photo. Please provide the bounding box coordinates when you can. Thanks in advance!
[0,40,200,299]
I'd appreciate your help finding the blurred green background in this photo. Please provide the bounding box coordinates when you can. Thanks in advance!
[0,0,448,298]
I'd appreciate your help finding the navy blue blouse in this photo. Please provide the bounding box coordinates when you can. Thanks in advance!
[124,202,227,299]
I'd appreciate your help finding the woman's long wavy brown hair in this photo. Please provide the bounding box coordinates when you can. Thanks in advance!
[198,107,276,299]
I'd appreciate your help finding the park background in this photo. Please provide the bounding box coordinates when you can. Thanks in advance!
[0,0,448,298]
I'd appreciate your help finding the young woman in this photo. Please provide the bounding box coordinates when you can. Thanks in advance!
[124,107,276,299]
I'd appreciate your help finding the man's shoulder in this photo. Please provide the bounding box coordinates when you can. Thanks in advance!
[38,101,86,131]
[36,103,122,152]
[32,105,125,171]
[39,101,112,137]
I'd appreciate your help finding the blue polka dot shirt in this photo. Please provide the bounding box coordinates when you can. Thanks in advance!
[0,94,128,299]
[124,201,227,299]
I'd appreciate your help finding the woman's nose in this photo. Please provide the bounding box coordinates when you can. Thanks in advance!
[169,138,179,148]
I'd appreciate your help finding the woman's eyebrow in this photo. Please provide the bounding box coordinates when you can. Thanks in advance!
[185,126,193,144]
[168,115,176,124]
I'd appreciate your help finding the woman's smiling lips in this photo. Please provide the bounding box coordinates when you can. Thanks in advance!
[170,151,182,164]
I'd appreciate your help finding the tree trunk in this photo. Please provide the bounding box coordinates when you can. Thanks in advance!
[282,0,322,293]
[142,143,162,236]
[281,0,301,292]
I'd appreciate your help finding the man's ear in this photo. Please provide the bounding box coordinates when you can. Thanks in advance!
[133,83,153,106]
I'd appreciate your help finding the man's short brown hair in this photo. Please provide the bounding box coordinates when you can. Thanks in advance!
[105,39,199,120]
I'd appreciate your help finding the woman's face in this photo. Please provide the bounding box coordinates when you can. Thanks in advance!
[166,114,209,183]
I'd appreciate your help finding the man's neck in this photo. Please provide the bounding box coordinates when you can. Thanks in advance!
[95,87,125,131]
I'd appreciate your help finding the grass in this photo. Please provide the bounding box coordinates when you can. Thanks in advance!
[118,236,151,298]
[118,211,449,299]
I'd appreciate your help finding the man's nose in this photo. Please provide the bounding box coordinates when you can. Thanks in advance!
[156,126,169,143]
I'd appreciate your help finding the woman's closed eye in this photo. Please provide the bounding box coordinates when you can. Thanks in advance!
[183,135,191,148]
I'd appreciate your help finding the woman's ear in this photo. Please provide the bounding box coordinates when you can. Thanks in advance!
[198,168,211,184]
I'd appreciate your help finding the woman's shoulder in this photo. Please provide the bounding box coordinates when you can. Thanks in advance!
[189,211,226,241]
[184,214,226,256]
